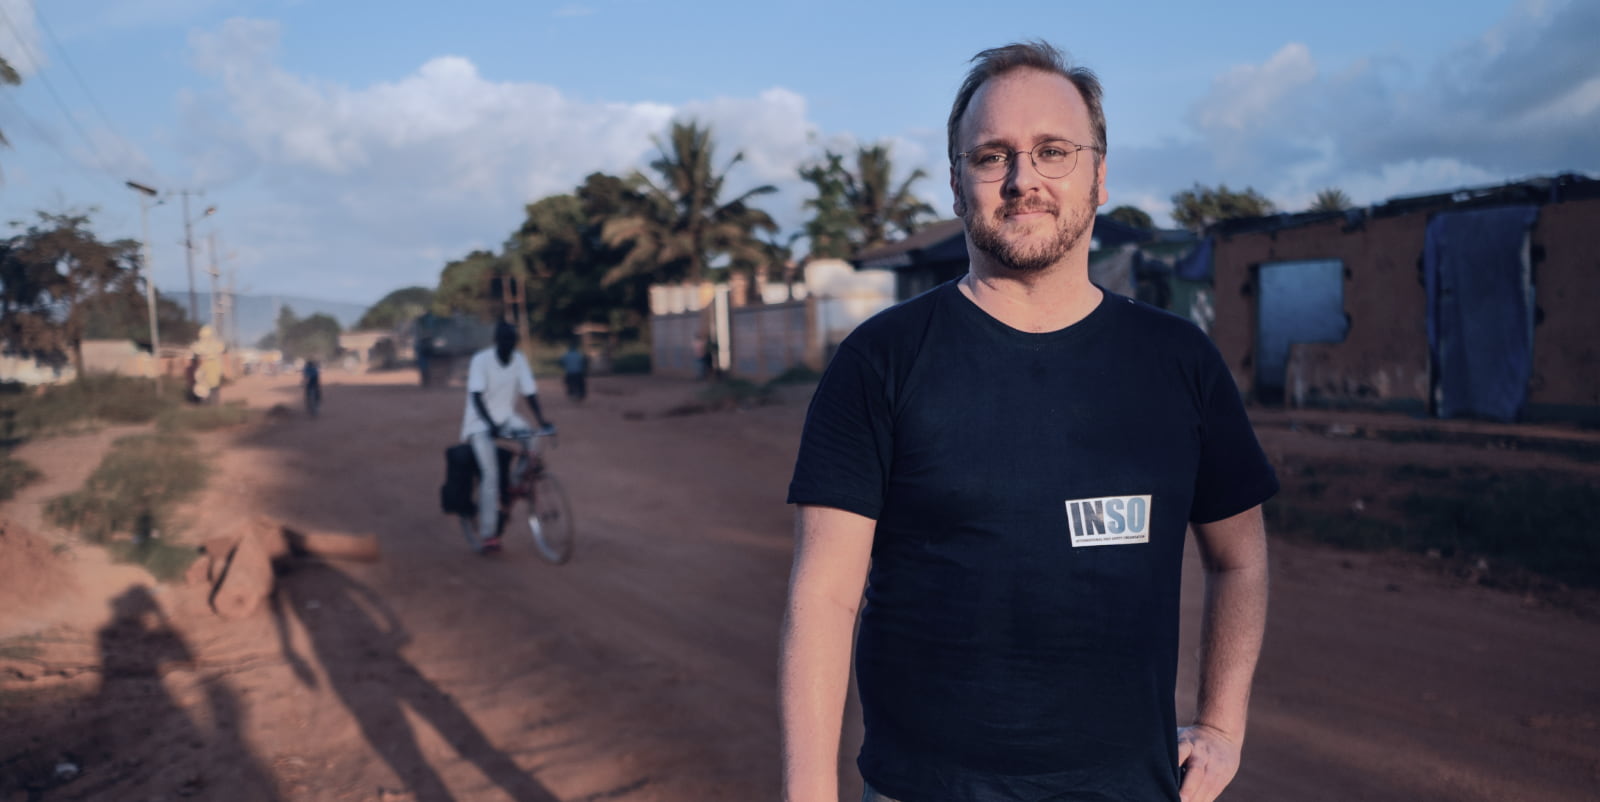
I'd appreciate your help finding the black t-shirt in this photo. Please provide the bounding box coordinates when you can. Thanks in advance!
[787,281,1278,801]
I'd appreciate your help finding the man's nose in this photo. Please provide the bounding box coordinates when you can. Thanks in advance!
[1002,154,1044,194]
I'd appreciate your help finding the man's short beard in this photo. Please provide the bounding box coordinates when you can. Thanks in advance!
[964,178,1098,274]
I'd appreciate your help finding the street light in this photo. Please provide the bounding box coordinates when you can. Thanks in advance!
[125,180,163,392]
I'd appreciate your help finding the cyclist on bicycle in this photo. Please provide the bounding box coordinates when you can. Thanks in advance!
[302,359,321,417]
[461,321,554,551]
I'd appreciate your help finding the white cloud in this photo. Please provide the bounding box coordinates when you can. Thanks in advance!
[552,5,594,18]
[1111,0,1600,224]
[177,17,850,302]
[1189,43,1317,135]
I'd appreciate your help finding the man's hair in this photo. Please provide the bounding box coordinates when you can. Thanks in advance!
[946,41,1106,166]
[494,320,518,343]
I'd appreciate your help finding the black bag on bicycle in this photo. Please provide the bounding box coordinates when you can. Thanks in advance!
[440,442,519,516]
[440,443,478,515]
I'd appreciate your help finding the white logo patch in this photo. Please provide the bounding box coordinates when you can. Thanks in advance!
[1064,494,1152,547]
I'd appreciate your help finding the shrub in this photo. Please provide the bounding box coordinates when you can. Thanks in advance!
[157,401,253,433]
[0,375,184,441]
[45,433,207,546]
[0,454,41,502]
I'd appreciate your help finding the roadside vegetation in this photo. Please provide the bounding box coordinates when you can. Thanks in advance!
[0,375,253,441]
[43,432,207,581]
[1,375,251,581]
[0,453,40,502]
[1266,460,1600,599]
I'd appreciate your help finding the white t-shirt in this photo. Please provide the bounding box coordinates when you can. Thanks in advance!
[460,348,538,440]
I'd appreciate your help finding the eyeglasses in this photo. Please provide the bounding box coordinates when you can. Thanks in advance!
[956,139,1101,182]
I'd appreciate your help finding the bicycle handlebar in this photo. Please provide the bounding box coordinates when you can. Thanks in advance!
[497,426,557,441]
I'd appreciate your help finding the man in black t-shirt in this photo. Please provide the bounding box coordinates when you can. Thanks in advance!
[780,42,1277,802]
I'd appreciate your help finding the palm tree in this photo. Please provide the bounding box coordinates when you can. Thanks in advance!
[601,120,778,287]
[850,144,935,248]
[1309,188,1353,213]
[799,142,935,257]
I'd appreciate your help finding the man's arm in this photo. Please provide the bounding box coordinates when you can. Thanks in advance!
[523,394,551,429]
[1178,504,1269,802]
[781,504,874,802]
[471,392,498,436]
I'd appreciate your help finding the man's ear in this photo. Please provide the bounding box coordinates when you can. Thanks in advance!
[1095,155,1109,208]
[950,165,967,217]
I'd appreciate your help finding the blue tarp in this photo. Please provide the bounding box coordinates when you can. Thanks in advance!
[1424,205,1540,422]
[1174,236,1213,281]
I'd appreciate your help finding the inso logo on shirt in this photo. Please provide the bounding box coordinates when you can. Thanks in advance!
[1064,495,1152,547]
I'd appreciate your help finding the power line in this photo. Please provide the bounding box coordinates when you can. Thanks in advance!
[0,1,122,181]
[0,90,105,185]
[32,6,133,159]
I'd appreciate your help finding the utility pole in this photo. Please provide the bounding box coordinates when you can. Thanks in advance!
[182,190,198,321]
[225,267,239,349]
[126,181,163,393]
[178,190,215,324]
[207,232,223,335]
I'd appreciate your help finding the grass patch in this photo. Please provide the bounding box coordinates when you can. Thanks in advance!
[766,365,821,386]
[1269,467,1600,591]
[0,453,41,502]
[1398,474,1600,589]
[1389,463,1453,481]
[43,432,206,579]
[700,377,772,407]
[0,374,186,442]
[608,339,653,375]
[104,539,198,582]
[1264,500,1409,551]
[157,401,253,432]
[0,636,41,661]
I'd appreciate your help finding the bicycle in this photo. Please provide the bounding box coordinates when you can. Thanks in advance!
[457,427,576,564]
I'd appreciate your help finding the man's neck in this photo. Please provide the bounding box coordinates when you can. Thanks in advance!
[959,257,1102,333]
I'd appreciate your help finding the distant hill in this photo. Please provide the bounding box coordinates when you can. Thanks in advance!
[164,292,372,347]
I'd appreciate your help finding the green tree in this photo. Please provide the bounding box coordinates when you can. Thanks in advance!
[797,151,856,261]
[432,250,505,318]
[1169,184,1277,231]
[0,212,144,374]
[799,142,935,259]
[1309,188,1353,213]
[264,306,341,361]
[1,55,19,152]
[1106,205,1154,230]
[600,120,778,287]
[0,55,18,152]
[81,290,198,347]
[358,286,434,330]
[518,192,598,342]
[507,172,665,342]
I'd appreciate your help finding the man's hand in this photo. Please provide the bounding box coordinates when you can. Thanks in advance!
[1176,724,1242,802]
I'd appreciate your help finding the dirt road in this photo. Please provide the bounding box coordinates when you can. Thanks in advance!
[2,369,1597,801]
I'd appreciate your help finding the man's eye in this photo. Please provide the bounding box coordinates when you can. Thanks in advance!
[975,151,1009,165]
[1037,146,1068,160]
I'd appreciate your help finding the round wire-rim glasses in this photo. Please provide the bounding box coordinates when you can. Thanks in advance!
[957,139,1102,182]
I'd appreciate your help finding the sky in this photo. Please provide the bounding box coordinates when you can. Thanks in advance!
[0,0,1596,307]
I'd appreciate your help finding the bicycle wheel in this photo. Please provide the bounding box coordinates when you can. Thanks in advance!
[524,472,575,564]
[460,511,512,553]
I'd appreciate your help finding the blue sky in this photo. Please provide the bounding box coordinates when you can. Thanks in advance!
[1,0,1596,306]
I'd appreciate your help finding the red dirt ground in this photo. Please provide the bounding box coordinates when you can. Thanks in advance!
[2,370,1597,801]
